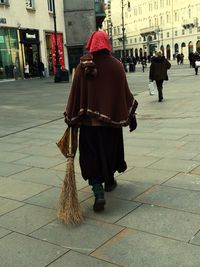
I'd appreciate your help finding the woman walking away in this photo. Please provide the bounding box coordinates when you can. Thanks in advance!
[64,30,138,212]
[149,51,171,102]
[192,51,200,75]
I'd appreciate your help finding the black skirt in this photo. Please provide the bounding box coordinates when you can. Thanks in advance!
[79,126,127,185]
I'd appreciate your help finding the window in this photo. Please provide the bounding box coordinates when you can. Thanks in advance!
[166,14,170,23]
[175,31,178,36]
[149,3,152,12]
[182,29,185,35]
[0,0,9,4]
[47,0,53,12]
[167,32,169,37]
[188,8,191,19]
[26,0,35,9]
[134,38,137,43]
[189,28,192,34]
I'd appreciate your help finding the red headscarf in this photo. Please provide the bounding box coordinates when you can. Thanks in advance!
[85,30,112,53]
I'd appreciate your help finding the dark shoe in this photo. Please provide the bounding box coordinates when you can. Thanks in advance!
[93,193,106,212]
[105,180,117,192]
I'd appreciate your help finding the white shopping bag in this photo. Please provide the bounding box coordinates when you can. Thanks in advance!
[148,81,155,95]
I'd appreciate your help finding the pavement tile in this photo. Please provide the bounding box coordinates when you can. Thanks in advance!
[0,151,28,163]
[148,158,199,172]
[47,250,117,267]
[0,232,67,267]
[128,132,186,141]
[148,147,199,160]
[16,143,62,157]
[0,177,50,201]
[0,197,24,216]
[0,204,56,234]
[81,196,140,223]
[125,154,160,168]
[103,180,152,201]
[13,155,65,168]
[30,219,123,255]
[92,228,200,267]
[0,227,11,238]
[190,231,200,246]
[118,167,178,184]
[191,165,200,175]
[124,145,155,156]
[117,204,200,241]
[9,167,64,187]
[0,161,30,177]
[135,185,200,214]
[0,142,28,152]
[25,187,92,210]
[164,173,200,191]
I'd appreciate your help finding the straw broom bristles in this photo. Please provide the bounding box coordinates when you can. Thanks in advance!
[57,156,83,224]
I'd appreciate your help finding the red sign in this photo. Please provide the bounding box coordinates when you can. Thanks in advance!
[51,33,65,74]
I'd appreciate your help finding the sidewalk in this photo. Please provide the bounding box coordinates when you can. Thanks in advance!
[0,72,200,266]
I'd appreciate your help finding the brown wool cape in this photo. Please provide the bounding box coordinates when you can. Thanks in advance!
[64,53,138,127]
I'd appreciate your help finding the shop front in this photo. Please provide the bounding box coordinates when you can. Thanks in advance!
[0,27,20,79]
[19,29,41,77]
[45,32,65,76]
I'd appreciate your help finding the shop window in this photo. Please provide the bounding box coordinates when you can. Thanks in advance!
[0,28,20,79]
[0,0,9,5]
[26,0,35,9]
[47,0,53,12]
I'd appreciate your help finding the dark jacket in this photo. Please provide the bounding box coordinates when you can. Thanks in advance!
[192,53,200,68]
[149,56,171,81]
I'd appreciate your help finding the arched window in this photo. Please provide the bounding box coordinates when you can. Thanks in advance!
[196,40,200,53]
[188,41,193,54]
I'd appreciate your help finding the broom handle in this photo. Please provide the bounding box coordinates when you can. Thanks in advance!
[69,127,72,156]
[68,68,76,157]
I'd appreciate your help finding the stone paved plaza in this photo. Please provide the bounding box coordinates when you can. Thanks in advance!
[1,63,200,266]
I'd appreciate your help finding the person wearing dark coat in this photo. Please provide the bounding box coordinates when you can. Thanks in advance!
[149,51,171,102]
[64,31,138,212]
[192,51,200,75]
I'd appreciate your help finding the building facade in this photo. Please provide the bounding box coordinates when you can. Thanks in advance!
[104,0,200,60]
[63,0,106,72]
[0,0,68,79]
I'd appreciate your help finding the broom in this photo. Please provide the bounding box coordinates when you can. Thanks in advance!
[57,126,84,224]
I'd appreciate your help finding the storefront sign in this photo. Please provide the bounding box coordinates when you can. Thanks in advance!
[0,18,6,24]
[26,33,36,39]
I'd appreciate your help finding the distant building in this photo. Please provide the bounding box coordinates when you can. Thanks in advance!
[105,0,200,60]
[63,0,106,73]
[0,0,67,80]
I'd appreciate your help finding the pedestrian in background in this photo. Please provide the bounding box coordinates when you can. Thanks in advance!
[64,30,138,212]
[149,50,171,102]
[24,61,29,79]
[192,51,200,75]
[38,60,45,78]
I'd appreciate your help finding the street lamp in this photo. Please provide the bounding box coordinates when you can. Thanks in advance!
[121,0,130,72]
[52,0,62,83]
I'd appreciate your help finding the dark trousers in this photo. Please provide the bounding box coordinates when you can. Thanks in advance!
[195,67,198,75]
[155,80,164,101]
